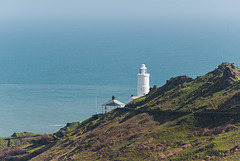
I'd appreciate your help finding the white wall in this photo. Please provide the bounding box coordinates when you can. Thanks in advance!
[137,73,150,96]
[102,105,121,113]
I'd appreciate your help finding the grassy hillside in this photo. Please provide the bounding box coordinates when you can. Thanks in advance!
[1,62,240,161]
[127,62,240,112]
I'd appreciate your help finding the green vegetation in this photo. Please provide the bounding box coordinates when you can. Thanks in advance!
[127,62,240,113]
[1,62,240,160]
[11,132,37,138]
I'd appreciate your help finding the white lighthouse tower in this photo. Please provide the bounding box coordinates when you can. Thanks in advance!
[137,64,150,96]
[126,63,150,104]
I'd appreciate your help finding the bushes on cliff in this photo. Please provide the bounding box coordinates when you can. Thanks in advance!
[0,146,26,158]
[38,133,54,144]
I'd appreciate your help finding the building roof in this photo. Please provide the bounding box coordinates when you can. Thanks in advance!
[126,96,140,104]
[102,99,125,107]
[130,96,140,99]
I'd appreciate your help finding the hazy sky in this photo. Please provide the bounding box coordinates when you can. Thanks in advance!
[0,0,240,22]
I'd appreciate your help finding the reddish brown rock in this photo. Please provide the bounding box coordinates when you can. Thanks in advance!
[181,144,191,149]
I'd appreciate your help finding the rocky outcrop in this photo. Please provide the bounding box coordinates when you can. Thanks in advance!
[197,119,236,136]
[202,155,215,161]
[221,144,240,157]
[211,62,240,89]
[196,63,240,95]
[213,63,240,78]
[164,75,193,91]
[155,143,192,160]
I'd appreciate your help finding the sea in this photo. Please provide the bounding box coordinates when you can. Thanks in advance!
[0,18,240,137]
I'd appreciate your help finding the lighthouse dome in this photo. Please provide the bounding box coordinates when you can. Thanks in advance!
[139,64,147,74]
[140,64,147,69]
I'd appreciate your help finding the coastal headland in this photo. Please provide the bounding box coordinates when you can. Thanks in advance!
[1,62,240,160]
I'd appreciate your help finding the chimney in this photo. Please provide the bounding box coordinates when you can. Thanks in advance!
[112,96,115,100]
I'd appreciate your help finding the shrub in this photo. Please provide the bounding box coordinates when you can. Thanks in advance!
[39,133,54,144]
[0,147,26,157]
[15,137,33,146]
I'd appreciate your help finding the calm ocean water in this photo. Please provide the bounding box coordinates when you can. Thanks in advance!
[0,19,240,136]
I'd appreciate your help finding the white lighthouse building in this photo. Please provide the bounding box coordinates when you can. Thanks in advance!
[127,64,150,103]
[137,64,150,96]
[102,96,125,114]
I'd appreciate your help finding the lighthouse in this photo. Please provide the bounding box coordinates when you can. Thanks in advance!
[126,63,150,104]
[137,64,150,96]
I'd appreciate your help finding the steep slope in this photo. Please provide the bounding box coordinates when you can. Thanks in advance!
[1,62,240,161]
[30,110,240,161]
